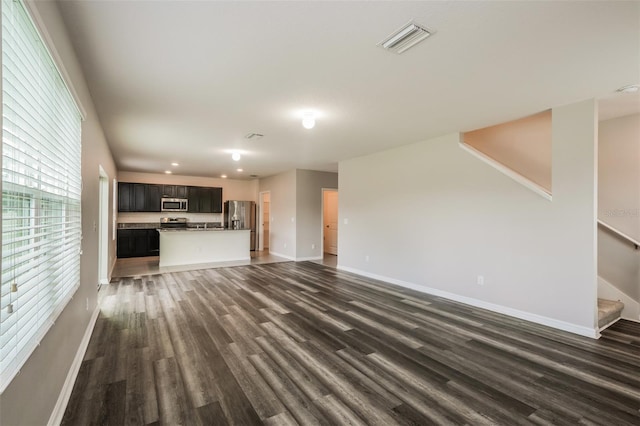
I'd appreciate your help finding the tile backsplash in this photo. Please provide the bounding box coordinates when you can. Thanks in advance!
[118,212,223,224]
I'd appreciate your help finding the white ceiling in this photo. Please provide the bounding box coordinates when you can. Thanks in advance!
[57,1,639,179]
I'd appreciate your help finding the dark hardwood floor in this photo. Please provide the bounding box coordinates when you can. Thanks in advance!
[62,262,640,425]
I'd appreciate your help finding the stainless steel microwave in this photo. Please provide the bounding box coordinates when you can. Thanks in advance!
[161,198,188,212]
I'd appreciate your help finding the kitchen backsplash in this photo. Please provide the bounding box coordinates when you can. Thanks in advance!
[118,212,223,224]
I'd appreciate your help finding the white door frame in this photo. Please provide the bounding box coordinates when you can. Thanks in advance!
[259,191,270,251]
[98,166,110,285]
[321,188,338,255]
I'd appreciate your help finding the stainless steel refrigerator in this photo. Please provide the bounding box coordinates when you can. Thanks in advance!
[223,200,256,250]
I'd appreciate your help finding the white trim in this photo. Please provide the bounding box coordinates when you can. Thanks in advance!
[336,265,599,339]
[21,0,87,120]
[47,305,100,426]
[597,220,640,248]
[267,251,296,261]
[98,167,109,287]
[459,142,553,201]
[296,256,323,261]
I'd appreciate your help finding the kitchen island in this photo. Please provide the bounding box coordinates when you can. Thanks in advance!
[158,228,251,268]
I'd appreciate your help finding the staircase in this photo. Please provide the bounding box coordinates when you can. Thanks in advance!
[598,298,624,329]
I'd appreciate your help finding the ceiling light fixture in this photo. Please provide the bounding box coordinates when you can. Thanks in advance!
[617,84,639,93]
[237,168,243,172]
[302,111,316,129]
[171,162,179,167]
[379,21,432,54]
[231,152,241,161]
[221,174,227,179]
[165,170,172,174]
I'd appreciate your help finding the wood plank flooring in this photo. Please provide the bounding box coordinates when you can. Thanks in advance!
[62,262,640,425]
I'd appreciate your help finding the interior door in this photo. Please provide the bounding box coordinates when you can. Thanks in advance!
[323,190,338,255]
[263,199,270,249]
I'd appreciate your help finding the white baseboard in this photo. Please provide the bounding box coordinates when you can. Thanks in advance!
[268,251,296,261]
[296,256,323,261]
[337,265,599,339]
[48,305,100,426]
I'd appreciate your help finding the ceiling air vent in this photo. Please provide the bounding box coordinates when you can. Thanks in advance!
[245,133,264,140]
[379,21,432,54]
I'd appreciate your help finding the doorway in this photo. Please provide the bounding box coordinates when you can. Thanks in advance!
[260,191,270,251]
[98,167,110,285]
[322,189,338,256]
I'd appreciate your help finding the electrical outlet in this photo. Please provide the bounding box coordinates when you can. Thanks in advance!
[311,244,315,249]
[284,243,287,249]
[344,218,349,225]
[477,275,485,286]
[365,255,370,262]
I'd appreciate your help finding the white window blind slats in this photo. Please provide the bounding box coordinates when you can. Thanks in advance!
[1,0,82,391]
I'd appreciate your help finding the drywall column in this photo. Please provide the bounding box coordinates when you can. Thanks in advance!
[258,170,297,259]
[550,99,598,329]
[295,170,339,260]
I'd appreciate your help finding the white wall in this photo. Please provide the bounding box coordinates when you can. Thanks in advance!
[0,1,117,424]
[599,228,639,301]
[257,169,338,260]
[295,170,338,259]
[597,113,640,314]
[259,170,297,259]
[338,100,598,336]
[598,114,640,241]
[116,171,258,224]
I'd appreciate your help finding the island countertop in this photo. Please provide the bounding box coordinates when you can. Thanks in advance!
[158,227,249,232]
[159,228,250,268]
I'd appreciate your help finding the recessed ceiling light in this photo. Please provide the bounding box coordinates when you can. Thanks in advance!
[165,170,172,174]
[232,152,241,161]
[171,162,179,167]
[302,111,316,129]
[237,168,243,172]
[617,84,639,93]
[221,174,227,179]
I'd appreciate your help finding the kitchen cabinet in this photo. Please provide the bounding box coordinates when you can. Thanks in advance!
[118,182,145,212]
[187,186,200,213]
[118,183,162,212]
[187,186,223,213]
[145,184,162,212]
[162,185,188,199]
[117,229,159,258]
[119,182,220,213]
[211,187,223,213]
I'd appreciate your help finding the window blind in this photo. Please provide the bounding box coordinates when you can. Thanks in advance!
[1,0,82,391]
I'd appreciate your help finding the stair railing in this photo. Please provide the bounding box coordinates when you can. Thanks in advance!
[598,220,640,250]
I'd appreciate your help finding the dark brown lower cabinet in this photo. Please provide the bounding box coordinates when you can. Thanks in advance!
[117,229,159,258]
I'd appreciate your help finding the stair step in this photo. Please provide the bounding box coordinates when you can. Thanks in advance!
[598,298,624,328]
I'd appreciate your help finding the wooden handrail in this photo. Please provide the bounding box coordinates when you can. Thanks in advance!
[598,220,640,250]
